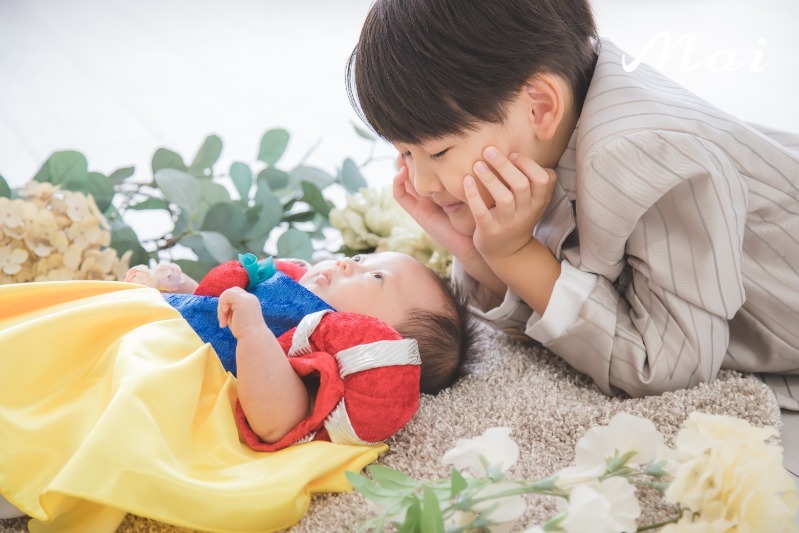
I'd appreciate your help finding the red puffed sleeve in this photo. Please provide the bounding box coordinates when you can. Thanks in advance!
[194,258,306,296]
[236,311,421,451]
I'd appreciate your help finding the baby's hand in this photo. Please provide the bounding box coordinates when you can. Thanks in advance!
[464,147,556,260]
[217,287,266,340]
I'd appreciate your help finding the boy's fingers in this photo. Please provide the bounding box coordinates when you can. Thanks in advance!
[472,160,515,209]
[463,175,492,223]
[483,147,530,197]
[509,152,550,189]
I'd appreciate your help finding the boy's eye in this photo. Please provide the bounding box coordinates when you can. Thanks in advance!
[352,255,362,263]
[401,151,412,159]
[430,148,449,160]
[370,272,384,282]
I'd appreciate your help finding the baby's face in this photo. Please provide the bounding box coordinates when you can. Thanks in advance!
[299,252,446,328]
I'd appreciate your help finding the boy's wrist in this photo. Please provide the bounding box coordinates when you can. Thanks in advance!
[484,237,561,314]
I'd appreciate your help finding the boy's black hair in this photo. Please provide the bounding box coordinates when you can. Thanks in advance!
[346,0,598,144]
[394,268,477,394]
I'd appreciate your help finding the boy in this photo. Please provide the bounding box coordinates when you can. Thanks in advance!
[346,0,799,407]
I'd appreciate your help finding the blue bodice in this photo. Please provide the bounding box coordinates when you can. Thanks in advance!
[163,271,333,375]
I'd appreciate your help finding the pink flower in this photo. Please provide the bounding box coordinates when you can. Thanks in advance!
[125,265,157,287]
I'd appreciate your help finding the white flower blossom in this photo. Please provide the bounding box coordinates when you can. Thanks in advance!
[559,477,641,533]
[442,427,519,479]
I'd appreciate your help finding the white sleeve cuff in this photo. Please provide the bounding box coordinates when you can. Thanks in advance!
[526,260,597,344]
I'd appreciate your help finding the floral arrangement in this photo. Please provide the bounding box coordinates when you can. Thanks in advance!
[330,186,452,277]
[348,412,799,532]
[0,126,375,284]
[0,182,130,284]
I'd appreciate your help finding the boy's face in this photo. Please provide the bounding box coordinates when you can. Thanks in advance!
[394,96,541,237]
[299,252,446,328]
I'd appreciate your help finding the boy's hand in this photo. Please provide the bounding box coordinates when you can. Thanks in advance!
[218,287,267,340]
[392,153,477,259]
[464,147,556,260]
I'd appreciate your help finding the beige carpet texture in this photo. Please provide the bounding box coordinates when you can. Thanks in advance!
[0,321,782,532]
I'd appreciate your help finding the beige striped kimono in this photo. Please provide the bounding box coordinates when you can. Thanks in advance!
[459,40,799,409]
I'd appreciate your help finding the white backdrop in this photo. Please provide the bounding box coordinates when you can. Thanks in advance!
[1,0,797,190]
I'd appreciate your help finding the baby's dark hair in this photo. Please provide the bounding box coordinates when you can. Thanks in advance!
[346,0,598,144]
[394,267,477,394]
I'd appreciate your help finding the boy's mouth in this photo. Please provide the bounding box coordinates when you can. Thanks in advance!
[440,201,464,214]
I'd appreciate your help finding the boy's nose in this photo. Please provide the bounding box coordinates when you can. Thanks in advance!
[413,168,443,196]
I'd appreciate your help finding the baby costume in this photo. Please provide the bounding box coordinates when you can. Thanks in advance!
[0,257,421,532]
[165,255,421,450]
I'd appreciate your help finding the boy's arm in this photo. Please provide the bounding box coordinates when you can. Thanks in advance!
[472,133,746,398]
[463,148,561,315]
[218,287,310,443]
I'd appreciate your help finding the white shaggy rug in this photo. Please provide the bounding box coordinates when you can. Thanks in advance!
[0,321,782,532]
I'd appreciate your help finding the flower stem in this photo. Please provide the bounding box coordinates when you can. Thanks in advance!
[637,516,680,531]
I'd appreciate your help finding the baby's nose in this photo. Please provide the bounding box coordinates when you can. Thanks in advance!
[336,258,354,273]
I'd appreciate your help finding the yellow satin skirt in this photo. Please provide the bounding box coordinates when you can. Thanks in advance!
[0,281,386,533]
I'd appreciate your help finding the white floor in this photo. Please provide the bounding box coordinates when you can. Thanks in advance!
[1,0,798,504]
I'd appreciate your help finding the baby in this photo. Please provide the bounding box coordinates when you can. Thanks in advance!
[131,251,476,450]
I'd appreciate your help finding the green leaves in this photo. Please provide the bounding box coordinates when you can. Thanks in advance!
[33,150,88,185]
[341,158,367,192]
[258,128,290,165]
[190,134,223,176]
[0,174,11,198]
[14,125,379,281]
[155,169,200,212]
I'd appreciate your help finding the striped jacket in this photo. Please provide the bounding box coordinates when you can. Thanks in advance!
[459,39,799,408]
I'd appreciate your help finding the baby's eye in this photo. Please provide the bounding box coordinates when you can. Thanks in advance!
[352,255,363,263]
[370,272,384,282]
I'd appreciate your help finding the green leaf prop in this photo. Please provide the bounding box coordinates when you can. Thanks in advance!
[128,198,170,211]
[33,151,88,186]
[341,158,368,192]
[277,228,313,261]
[84,172,115,213]
[258,167,291,196]
[201,203,247,243]
[13,126,377,282]
[291,166,334,190]
[110,222,150,266]
[154,169,200,212]
[108,166,135,184]
[300,181,331,217]
[258,129,290,166]
[421,487,445,533]
[230,162,253,201]
[200,231,235,263]
[0,174,10,198]
[152,148,188,175]
[189,134,223,176]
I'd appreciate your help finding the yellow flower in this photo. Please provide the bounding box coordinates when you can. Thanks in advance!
[62,244,83,271]
[23,210,69,257]
[0,246,29,275]
[658,412,799,532]
[0,198,37,239]
[66,217,107,250]
[19,181,59,206]
[78,248,122,280]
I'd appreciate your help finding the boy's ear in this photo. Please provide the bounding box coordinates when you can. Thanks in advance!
[522,75,566,141]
